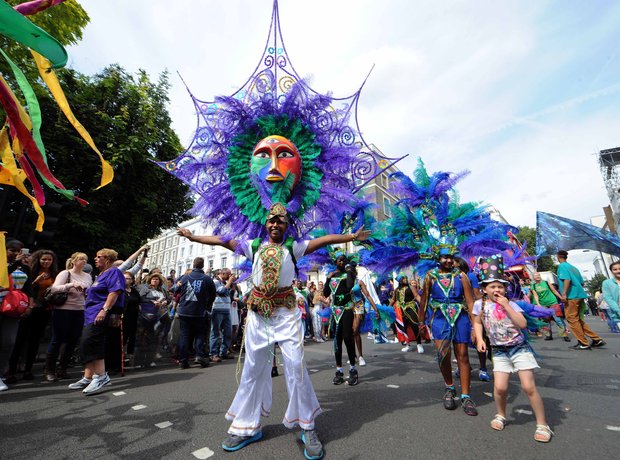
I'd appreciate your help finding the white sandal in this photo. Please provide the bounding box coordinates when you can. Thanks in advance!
[534,424,553,442]
[490,414,506,431]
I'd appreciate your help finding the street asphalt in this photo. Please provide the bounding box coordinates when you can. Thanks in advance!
[1,316,618,459]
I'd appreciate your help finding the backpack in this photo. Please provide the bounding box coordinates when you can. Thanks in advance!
[251,237,299,278]
[1,275,30,318]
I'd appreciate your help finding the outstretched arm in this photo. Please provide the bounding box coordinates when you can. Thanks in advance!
[177,228,238,252]
[304,226,371,255]
[118,244,150,272]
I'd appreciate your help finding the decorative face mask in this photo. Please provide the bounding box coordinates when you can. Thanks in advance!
[250,135,302,192]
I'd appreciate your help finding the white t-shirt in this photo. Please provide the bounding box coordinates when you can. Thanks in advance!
[472,299,524,347]
[240,239,309,288]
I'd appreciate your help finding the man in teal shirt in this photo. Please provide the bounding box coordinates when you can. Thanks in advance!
[556,250,605,350]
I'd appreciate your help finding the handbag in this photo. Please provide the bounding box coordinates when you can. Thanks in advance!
[43,271,71,307]
[1,275,30,318]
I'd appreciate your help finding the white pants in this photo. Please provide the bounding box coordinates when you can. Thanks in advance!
[225,308,322,436]
[310,306,322,339]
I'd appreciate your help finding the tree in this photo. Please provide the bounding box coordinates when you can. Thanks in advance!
[584,273,607,296]
[1,65,192,260]
[516,226,557,273]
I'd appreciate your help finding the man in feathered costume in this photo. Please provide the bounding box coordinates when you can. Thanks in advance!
[178,204,369,457]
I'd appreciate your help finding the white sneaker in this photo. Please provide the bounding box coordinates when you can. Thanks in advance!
[390,338,399,344]
[315,337,325,343]
[0,379,8,391]
[367,333,374,340]
[82,373,110,395]
[358,356,367,366]
[68,377,92,390]
[417,344,425,354]
[401,345,412,352]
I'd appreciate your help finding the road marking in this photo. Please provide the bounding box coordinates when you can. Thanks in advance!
[155,421,173,429]
[515,409,533,415]
[606,425,620,432]
[132,404,147,411]
[387,384,399,388]
[484,392,493,398]
[192,447,215,459]
[605,385,619,389]
[310,369,319,373]
[112,391,126,396]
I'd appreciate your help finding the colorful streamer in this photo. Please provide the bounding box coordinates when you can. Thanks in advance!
[0,48,78,201]
[0,0,67,68]
[0,74,87,205]
[32,50,114,190]
[14,0,66,16]
[0,126,45,230]
[0,232,8,289]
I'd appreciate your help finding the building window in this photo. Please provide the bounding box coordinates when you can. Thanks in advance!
[166,238,172,248]
[180,247,184,259]
[189,245,193,255]
[221,257,227,268]
[383,197,391,217]
[208,258,214,270]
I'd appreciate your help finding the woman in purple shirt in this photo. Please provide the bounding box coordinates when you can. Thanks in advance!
[68,248,125,396]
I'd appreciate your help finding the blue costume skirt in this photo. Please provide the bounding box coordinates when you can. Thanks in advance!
[428,309,471,343]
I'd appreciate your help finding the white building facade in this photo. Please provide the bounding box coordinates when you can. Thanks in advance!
[144,217,241,278]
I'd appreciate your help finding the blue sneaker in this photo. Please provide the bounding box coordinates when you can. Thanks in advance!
[301,429,324,460]
[222,431,263,452]
[479,369,491,382]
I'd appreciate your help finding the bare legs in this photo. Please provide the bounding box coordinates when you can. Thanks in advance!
[353,314,363,359]
[493,370,546,425]
[435,339,470,394]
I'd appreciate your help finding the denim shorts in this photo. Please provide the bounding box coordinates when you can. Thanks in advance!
[492,342,539,373]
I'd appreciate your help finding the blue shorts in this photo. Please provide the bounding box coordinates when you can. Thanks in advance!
[429,309,471,343]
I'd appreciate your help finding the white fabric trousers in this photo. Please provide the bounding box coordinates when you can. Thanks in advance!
[225,307,322,436]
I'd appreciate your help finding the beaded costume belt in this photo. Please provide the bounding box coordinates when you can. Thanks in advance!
[247,286,295,318]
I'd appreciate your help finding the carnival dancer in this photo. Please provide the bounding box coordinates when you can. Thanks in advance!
[390,274,424,354]
[420,250,477,416]
[324,254,357,385]
[178,203,370,459]
[472,256,553,442]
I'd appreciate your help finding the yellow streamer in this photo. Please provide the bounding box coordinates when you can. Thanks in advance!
[0,126,44,231]
[31,50,114,189]
[0,232,8,290]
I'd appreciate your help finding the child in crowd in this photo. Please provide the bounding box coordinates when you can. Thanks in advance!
[472,255,553,443]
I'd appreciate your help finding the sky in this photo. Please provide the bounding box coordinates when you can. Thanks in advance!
[65,0,620,272]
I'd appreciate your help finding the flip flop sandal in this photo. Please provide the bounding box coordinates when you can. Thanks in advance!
[490,414,506,431]
[534,424,553,442]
